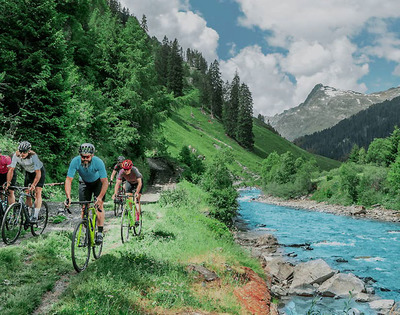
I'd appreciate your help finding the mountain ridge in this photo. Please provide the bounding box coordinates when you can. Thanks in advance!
[267,84,400,141]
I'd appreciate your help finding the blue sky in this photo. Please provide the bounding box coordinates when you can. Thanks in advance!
[121,0,400,116]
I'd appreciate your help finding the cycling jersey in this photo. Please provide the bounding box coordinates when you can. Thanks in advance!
[67,156,107,183]
[10,153,43,173]
[117,167,142,184]
[0,155,11,174]
[113,163,122,172]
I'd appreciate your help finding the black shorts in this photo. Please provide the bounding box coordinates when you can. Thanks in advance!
[125,182,143,194]
[24,167,46,188]
[0,172,17,190]
[79,178,104,202]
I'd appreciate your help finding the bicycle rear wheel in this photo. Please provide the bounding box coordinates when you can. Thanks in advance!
[1,203,23,245]
[92,219,103,259]
[121,206,132,243]
[113,201,119,216]
[71,220,90,272]
[133,205,142,236]
[31,201,49,236]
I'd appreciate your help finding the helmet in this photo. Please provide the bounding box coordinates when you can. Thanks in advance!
[121,159,133,170]
[117,156,126,163]
[18,141,32,152]
[79,143,95,154]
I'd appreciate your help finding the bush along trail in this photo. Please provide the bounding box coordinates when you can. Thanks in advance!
[0,181,274,315]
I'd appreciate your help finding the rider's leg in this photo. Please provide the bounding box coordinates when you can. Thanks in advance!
[135,194,141,221]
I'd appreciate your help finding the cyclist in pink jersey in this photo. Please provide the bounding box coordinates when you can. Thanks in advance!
[112,159,143,225]
[0,148,16,205]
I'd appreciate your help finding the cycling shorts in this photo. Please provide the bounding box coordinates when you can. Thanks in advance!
[79,178,105,202]
[24,167,45,188]
[0,172,17,190]
[125,182,143,195]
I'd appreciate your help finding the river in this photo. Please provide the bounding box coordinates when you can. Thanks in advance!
[238,189,400,314]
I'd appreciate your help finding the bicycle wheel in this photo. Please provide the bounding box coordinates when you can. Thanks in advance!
[113,201,119,216]
[121,206,132,243]
[133,205,142,236]
[71,220,90,272]
[1,203,23,245]
[31,201,49,236]
[92,219,103,259]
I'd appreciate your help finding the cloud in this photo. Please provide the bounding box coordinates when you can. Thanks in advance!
[120,0,219,62]
[220,46,296,116]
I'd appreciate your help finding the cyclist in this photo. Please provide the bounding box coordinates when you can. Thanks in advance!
[65,143,108,244]
[5,141,46,223]
[109,156,125,185]
[112,159,143,225]
[0,148,16,205]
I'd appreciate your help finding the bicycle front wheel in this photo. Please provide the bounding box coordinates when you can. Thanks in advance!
[1,203,23,245]
[133,206,142,236]
[71,220,90,272]
[92,219,103,259]
[31,201,49,236]
[121,206,132,243]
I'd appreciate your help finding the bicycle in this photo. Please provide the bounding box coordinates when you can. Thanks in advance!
[120,195,142,243]
[68,200,103,272]
[0,189,9,224]
[1,186,49,245]
[113,182,125,216]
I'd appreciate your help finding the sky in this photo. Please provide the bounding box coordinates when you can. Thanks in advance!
[119,0,400,117]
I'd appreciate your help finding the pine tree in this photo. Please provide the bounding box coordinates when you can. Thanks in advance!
[140,14,148,33]
[208,60,223,118]
[236,83,254,149]
[223,71,240,138]
[167,38,183,97]
[155,36,170,87]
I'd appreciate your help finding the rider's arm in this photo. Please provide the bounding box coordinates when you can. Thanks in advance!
[31,169,41,189]
[114,179,122,196]
[110,169,117,182]
[136,178,142,197]
[6,167,15,187]
[65,176,73,201]
[97,177,108,201]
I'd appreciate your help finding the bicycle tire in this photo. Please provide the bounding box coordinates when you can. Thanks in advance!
[133,205,142,236]
[1,203,23,245]
[92,218,103,259]
[113,201,118,216]
[31,201,49,236]
[120,206,132,243]
[71,220,90,272]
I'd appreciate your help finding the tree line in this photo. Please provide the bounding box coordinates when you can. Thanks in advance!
[0,0,255,182]
[294,96,400,161]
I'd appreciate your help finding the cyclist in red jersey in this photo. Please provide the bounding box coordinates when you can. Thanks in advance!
[109,156,125,186]
[112,159,143,225]
[0,148,16,205]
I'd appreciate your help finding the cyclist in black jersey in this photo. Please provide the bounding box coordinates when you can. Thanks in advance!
[109,156,125,185]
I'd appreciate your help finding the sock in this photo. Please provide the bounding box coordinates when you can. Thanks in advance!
[98,226,103,233]
[34,208,40,218]
[136,212,139,221]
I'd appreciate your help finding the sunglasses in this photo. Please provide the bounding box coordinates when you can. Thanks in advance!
[80,154,92,160]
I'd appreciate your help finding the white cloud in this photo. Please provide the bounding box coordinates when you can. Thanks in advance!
[120,0,219,62]
[220,46,296,116]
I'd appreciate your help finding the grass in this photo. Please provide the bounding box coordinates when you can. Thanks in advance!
[0,181,264,314]
[162,106,340,186]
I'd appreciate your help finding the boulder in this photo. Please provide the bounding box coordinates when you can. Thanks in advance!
[288,284,316,297]
[264,257,294,283]
[289,259,335,291]
[369,300,396,314]
[351,206,367,215]
[318,273,365,298]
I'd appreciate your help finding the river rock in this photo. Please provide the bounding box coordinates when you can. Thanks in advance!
[264,257,294,284]
[288,284,316,297]
[289,259,335,293]
[351,206,367,215]
[369,299,395,314]
[355,292,374,302]
[318,273,365,298]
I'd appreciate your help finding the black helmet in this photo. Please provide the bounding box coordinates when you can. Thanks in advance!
[79,143,95,154]
[117,156,125,163]
[18,141,32,152]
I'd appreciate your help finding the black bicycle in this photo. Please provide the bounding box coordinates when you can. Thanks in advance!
[1,186,49,245]
[113,182,125,216]
[0,189,8,224]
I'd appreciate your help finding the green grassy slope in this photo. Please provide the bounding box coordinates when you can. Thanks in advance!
[162,106,340,182]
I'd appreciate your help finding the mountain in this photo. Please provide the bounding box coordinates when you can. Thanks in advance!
[267,84,400,141]
[294,96,400,160]
[162,105,340,182]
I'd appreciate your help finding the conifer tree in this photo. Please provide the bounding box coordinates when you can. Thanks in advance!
[223,71,240,138]
[167,38,183,97]
[208,60,223,118]
[236,83,254,149]
[155,36,170,87]
[140,14,148,33]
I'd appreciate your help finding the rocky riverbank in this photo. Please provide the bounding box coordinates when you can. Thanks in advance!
[234,230,400,315]
[257,195,400,223]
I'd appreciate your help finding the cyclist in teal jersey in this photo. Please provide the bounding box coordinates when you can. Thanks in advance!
[65,143,108,244]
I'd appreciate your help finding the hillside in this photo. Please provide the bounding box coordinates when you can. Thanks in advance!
[162,105,340,182]
[294,96,400,160]
[267,84,400,141]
